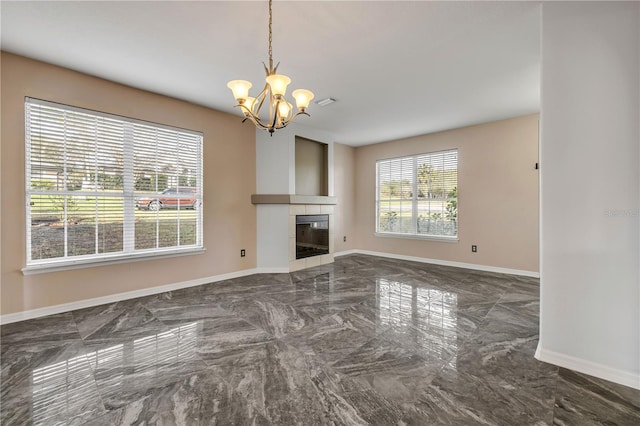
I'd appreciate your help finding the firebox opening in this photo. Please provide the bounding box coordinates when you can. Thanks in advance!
[296,214,329,260]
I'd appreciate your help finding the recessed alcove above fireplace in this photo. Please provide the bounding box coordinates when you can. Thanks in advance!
[295,136,328,197]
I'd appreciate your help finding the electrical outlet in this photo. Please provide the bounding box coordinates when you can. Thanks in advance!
[241,249,246,257]
[343,236,347,242]
[471,245,477,253]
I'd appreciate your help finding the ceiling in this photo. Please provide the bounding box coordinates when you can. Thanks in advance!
[1,1,541,146]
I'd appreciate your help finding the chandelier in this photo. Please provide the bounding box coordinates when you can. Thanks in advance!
[227,0,314,135]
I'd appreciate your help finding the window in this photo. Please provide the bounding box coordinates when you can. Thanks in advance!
[376,149,457,239]
[25,98,203,269]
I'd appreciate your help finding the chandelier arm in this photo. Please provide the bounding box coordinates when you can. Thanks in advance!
[270,99,280,130]
[236,100,310,131]
[236,104,286,132]
[279,110,310,129]
[283,100,294,123]
[252,120,272,131]
[237,107,312,132]
[239,108,272,130]
[288,104,296,120]
[254,83,269,114]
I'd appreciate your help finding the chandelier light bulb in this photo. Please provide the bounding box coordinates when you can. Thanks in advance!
[265,74,291,97]
[277,100,292,119]
[243,97,256,116]
[227,80,252,102]
[292,89,314,111]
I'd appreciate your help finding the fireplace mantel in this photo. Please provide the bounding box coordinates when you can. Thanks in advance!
[251,194,337,205]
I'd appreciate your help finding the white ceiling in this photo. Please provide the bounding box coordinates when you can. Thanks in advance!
[1,1,541,146]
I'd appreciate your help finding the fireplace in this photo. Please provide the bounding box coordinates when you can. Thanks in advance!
[296,214,329,259]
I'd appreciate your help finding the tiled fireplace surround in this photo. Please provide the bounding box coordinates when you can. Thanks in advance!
[252,195,336,272]
[289,204,334,271]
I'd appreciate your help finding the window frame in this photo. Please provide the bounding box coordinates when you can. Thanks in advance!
[375,149,458,241]
[23,98,204,274]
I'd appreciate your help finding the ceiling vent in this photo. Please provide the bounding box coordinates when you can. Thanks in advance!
[316,98,336,107]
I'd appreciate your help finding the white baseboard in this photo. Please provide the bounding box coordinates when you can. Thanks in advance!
[335,249,539,278]
[334,249,359,257]
[0,268,259,325]
[1,251,538,324]
[255,267,291,274]
[536,345,640,390]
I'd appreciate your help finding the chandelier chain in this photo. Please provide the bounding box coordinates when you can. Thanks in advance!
[268,0,273,66]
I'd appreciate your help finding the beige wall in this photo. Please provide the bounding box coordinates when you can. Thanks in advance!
[353,114,539,272]
[333,142,356,253]
[1,52,257,315]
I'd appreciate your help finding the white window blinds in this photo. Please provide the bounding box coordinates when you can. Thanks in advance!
[376,149,457,238]
[25,98,203,267]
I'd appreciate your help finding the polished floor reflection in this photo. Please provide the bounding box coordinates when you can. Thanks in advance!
[1,254,639,425]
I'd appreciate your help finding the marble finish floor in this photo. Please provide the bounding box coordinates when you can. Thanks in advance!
[2,254,639,425]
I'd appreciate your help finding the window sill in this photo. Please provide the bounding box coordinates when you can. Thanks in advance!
[22,247,206,275]
[374,232,459,243]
